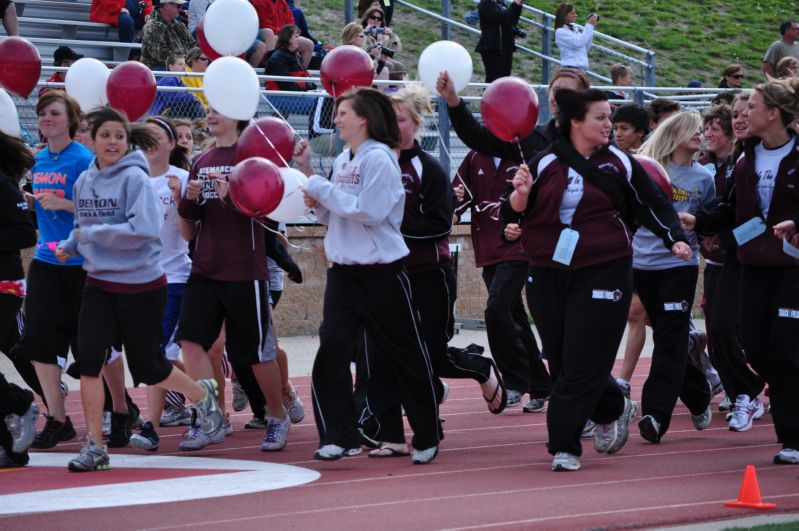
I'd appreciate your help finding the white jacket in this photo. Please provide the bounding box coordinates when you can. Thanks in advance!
[555,23,594,70]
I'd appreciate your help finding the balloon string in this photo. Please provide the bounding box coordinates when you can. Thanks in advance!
[258,93,302,140]
[253,217,311,251]
[435,127,473,210]
[249,106,310,190]
[515,137,526,164]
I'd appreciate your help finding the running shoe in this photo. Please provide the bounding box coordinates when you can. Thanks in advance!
[5,403,39,454]
[615,377,631,399]
[718,395,732,411]
[129,402,144,430]
[244,416,266,429]
[102,411,112,437]
[32,415,76,449]
[261,416,290,452]
[222,415,233,436]
[601,398,638,454]
[192,379,223,437]
[231,379,249,412]
[773,448,799,464]
[523,396,547,413]
[728,395,764,432]
[179,424,224,451]
[131,421,160,452]
[68,436,110,472]
[551,452,580,471]
[60,380,69,400]
[638,414,661,444]
[505,389,522,408]
[313,444,362,461]
[439,382,450,405]
[107,411,131,448]
[160,406,192,427]
[691,405,712,430]
[411,446,438,465]
[581,420,596,438]
[283,387,305,424]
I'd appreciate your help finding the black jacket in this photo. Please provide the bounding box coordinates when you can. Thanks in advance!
[0,173,37,280]
[475,0,521,53]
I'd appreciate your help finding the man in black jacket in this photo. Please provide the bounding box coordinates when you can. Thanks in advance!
[476,0,523,83]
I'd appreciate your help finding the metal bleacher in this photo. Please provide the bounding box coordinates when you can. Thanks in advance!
[4,0,138,62]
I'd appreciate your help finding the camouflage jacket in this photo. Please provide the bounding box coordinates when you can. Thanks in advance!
[141,11,195,68]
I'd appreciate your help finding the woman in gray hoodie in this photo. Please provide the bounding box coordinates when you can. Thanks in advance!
[56,107,223,472]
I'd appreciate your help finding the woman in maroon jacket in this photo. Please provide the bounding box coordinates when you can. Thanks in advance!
[502,88,690,471]
[684,78,799,465]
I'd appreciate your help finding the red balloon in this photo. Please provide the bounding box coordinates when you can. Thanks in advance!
[319,45,374,97]
[634,155,673,200]
[106,61,156,122]
[481,77,539,142]
[236,117,295,167]
[229,157,285,218]
[196,18,225,62]
[0,37,42,98]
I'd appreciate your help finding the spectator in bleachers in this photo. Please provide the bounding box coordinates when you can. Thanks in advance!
[149,53,205,118]
[90,0,153,43]
[554,2,596,73]
[341,22,390,85]
[358,0,393,27]
[39,46,83,98]
[606,63,632,100]
[252,0,313,68]
[718,64,744,88]
[775,56,799,79]
[0,0,19,36]
[762,19,799,78]
[361,6,405,80]
[476,0,523,83]
[183,48,208,108]
[264,24,316,116]
[141,0,195,69]
[187,0,211,36]
[286,0,318,46]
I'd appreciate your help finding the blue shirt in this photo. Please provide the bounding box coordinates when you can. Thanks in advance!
[31,142,94,266]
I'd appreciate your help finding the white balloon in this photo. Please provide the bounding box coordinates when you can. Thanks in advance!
[0,88,20,138]
[418,40,473,93]
[268,167,309,222]
[204,0,259,56]
[203,56,260,121]
[65,58,110,113]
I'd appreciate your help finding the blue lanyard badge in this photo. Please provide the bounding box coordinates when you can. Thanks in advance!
[732,217,766,246]
[783,237,799,259]
[553,227,580,266]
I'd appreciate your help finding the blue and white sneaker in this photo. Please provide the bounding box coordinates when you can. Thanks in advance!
[5,403,39,454]
[192,379,223,438]
[178,424,224,451]
[261,416,290,452]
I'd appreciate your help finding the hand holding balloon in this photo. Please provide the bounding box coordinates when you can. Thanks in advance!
[293,139,314,177]
[167,175,182,202]
[435,71,460,108]
[35,192,71,212]
[504,223,522,241]
[186,179,203,201]
[209,173,229,200]
[453,184,465,202]
[512,164,533,196]
[302,188,319,209]
[678,212,696,231]
[671,241,692,261]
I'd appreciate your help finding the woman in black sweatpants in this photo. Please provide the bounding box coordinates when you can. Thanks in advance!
[502,88,690,471]
[687,78,799,464]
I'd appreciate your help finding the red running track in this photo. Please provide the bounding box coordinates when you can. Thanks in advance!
[2,358,798,530]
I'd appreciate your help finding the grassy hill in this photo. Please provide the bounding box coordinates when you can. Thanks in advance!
[305,0,794,88]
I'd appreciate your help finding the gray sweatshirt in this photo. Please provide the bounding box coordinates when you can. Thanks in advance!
[306,140,409,265]
[60,151,165,284]
[633,161,715,270]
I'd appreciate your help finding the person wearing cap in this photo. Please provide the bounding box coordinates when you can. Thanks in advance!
[183,48,208,108]
[141,0,195,69]
[0,0,19,36]
[39,47,83,98]
[90,0,153,43]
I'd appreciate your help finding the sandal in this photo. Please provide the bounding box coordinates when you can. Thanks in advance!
[481,359,507,415]
[368,442,410,458]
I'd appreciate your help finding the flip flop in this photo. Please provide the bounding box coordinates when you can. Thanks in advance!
[368,443,410,458]
[482,359,507,415]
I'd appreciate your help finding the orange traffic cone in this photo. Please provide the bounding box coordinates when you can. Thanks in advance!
[724,465,777,510]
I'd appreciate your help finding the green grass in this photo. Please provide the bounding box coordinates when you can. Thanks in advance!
[302,0,796,88]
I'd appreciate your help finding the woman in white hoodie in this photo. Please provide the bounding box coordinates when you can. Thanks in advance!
[554,2,596,72]
[295,87,441,464]
[56,107,223,472]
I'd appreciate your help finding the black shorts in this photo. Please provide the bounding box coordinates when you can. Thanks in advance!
[175,274,276,365]
[78,284,172,385]
[11,260,86,364]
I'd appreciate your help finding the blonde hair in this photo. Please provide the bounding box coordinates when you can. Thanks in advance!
[390,83,433,128]
[637,110,701,169]
[341,22,364,45]
[756,77,799,127]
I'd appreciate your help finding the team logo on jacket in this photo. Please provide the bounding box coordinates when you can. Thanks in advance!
[778,307,799,319]
[664,300,689,312]
[591,289,623,302]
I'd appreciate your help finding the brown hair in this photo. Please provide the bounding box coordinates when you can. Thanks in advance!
[610,64,632,84]
[341,22,364,45]
[0,131,34,182]
[145,115,191,170]
[701,104,732,137]
[361,6,385,28]
[775,57,799,79]
[550,68,590,90]
[336,87,401,149]
[755,77,799,128]
[276,24,299,49]
[36,90,82,138]
[646,98,682,126]
[554,3,575,29]
[86,107,160,152]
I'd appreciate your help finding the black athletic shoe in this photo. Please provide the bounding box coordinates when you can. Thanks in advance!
[32,415,76,449]
[107,412,131,448]
[131,421,160,452]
